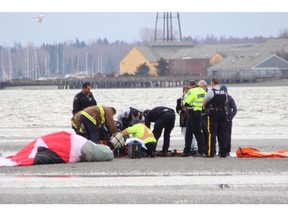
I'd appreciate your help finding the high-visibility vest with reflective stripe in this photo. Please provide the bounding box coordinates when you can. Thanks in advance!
[80,105,105,127]
[71,121,77,129]
[71,118,86,134]
[71,113,83,133]
[124,123,156,144]
[183,87,206,111]
[98,105,105,126]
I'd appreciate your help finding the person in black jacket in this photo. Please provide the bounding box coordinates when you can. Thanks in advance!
[143,106,175,157]
[220,84,237,156]
[72,82,97,115]
[176,85,198,155]
[203,77,228,158]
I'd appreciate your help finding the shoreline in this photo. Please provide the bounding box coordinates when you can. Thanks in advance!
[1,81,288,204]
[1,78,288,90]
[224,78,288,87]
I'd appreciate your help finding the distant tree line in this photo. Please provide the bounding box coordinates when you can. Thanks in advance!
[0,37,133,80]
[1,28,288,80]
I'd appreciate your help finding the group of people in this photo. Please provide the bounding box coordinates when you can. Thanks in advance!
[178,77,237,158]
[71,78,237,158]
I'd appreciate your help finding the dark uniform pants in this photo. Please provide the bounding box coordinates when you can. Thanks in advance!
[80,114,100,143]
[184,110,205,154]
[224,120,232,154]
[206,110,227,157]
[145,142,157,156]
[201,113,208,151]
[153,111,175,153]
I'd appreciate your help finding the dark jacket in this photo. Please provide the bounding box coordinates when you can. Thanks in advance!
[176,97,187,127]
[226,95,237,121]
[145,106,175,128]
[72,91,97,115]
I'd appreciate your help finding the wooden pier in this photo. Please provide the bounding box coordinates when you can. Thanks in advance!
[0,81,9,89]
[0,75,264,90]
[1,76,189,89]
[57,78,186,89]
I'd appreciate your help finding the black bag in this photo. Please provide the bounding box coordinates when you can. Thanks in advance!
[128,143,142,159]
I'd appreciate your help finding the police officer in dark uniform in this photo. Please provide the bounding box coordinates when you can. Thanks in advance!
[197,80,209,152]
[203,77,228,158]
[181,80,207,157]
[143,106,175,157]
[72,82,97,115]
[220,84,237,156]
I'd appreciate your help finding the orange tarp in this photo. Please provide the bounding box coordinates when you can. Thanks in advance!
[236,147,288,158]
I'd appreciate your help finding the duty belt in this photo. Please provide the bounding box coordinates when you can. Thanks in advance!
[210,107,225,111]
[187,107,202,111]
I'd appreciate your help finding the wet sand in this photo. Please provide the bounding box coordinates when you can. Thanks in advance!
[1,80,288,206]
[0,139,288,204]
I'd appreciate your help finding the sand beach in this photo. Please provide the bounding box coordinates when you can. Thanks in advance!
[0,138,287,204]
[0,79,288,205]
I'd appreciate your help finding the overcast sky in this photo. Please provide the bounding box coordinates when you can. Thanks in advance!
[1,1,288,47]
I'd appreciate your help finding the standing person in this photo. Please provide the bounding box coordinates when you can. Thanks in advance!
[181,80,207,157]
[220,84,237,156]
[203,76,228,158]
[143,106,175,157]
[117,107,144,129]
[176,85,198,155]
[79,105,118,143]
[72,82,97,115]
[197,80,209,151]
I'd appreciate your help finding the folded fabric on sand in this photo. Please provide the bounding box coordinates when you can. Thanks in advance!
[0,131,113,167]
[236,147,288,158]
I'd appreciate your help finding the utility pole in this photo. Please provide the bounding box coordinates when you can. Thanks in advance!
[62,51,65,74]
[0,51,3,80]
[77,53,80,73]
[56,52,59,74]
[86,52,88,73]
[44,57,47,77]
[26,49,29,78]
[97,54,102,73]
[8,48,12,80]
[1,50,3,80]
[34,48,39,79]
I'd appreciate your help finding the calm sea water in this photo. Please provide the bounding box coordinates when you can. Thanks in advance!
[0,85,287,141]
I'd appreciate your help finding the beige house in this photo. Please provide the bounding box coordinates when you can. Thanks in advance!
[119,42,194,76]
[119,47,159,76]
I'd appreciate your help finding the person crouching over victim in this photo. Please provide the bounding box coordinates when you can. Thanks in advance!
[79,105,118,143]
[117,107,144,129]
[122,118,157,157]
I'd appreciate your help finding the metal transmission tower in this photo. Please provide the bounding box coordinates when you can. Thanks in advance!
[154,12,182,42]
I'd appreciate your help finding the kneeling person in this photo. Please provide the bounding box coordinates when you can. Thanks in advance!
[122,118,156,157]
[80,105,118,143]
